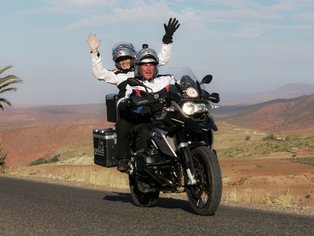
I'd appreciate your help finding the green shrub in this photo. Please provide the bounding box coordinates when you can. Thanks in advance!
[30,154,60,166]
[263,134,275,141]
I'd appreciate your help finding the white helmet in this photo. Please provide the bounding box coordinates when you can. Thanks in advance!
[135,46,159,65]
[135,45,159,79]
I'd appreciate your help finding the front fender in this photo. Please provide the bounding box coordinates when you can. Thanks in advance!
[189,141,208,150]
[183,117,207,133]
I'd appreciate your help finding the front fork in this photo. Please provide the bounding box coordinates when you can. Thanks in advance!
[177,133,197,185]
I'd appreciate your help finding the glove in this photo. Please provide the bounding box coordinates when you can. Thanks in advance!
[118,96,143,112]
[87,33,101,53]
[118,99,131,112]
[162,18,180,44]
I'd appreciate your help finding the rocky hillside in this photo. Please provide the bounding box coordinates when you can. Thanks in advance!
[218,94,314,131]
[221,83,314,105]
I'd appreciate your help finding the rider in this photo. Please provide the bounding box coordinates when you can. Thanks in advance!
[117,46,176,154]
[87,18,180,171]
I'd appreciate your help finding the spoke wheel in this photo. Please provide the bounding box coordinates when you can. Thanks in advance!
[186,147,222,215]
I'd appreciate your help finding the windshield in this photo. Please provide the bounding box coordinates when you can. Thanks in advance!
[168,66,199,82]
[166,66,203,99]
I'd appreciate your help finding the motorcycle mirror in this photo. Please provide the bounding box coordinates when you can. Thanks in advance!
[201,75,213,84]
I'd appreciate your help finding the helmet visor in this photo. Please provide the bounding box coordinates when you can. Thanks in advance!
[139,57,158,65]
[112,42,135,52]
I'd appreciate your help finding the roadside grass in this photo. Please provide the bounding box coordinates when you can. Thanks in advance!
[266,189,310,208]
[54,141,93,161]
[27,141,93,166]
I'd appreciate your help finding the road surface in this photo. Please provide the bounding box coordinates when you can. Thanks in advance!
[0,175,313,235]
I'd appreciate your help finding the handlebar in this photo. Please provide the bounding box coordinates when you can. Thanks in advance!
[129,95,163,107]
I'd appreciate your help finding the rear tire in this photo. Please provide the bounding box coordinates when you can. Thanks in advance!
[186,147,222,215]
[129,175,160,207]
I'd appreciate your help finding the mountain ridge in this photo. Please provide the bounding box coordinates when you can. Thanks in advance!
[221,83,314,105]
[217,94,314,131]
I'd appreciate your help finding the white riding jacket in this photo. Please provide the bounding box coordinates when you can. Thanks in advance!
[117,75,176,107]
[90,43,172,86]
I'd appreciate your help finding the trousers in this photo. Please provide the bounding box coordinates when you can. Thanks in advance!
[115,117,131,161]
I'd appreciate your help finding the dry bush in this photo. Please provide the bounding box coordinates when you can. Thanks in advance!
[0,144,7,169]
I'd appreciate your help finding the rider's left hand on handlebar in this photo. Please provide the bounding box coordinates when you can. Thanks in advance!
[118,99,132,112]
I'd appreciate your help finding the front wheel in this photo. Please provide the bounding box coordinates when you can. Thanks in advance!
[186,147,222,215]
[129,175,160,207]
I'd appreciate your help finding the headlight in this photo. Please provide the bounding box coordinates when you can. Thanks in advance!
[185,87,199,98]
[181,102,208,115]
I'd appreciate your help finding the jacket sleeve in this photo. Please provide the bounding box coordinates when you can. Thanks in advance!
[90,52,119,85]
[158,43,172,66]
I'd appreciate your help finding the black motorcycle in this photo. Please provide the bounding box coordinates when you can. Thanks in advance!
[94,68,222,216]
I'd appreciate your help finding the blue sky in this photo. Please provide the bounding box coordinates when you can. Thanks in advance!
[1,0,314,106]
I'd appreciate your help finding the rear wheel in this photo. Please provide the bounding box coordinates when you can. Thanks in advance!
[129,175,160,207]
[186,147,222,215]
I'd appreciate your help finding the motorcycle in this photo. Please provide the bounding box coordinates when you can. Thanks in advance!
[95,67,222,216]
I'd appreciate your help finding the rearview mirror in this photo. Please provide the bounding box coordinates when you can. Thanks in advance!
[201,75,213,84]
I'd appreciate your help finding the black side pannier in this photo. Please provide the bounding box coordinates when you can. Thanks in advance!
[93,128,118,167]
[106,94,118,123]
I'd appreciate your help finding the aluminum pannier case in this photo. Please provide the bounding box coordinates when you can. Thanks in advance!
[93,128,118,167]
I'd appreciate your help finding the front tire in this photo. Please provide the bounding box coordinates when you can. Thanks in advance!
[186,147,222,215]
[129,175,160,207]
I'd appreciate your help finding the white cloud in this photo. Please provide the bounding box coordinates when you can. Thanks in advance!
[232,24,266,38]
[19,0,314,39]
[52,0,118,7]
[63,1,175,30]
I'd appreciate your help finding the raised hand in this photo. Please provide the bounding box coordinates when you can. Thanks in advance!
[87,33,101,53]
[162,18,180,44]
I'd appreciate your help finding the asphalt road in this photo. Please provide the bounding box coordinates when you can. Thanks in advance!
[0,175,313,236]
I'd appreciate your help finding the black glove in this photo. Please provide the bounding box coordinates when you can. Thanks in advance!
[162,18,180,44]
[118,96,145,112]
[118,99,131,112]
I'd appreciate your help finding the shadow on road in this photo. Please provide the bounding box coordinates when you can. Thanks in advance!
[103,192,194,214]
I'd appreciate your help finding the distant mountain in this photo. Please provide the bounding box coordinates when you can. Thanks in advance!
[221,83,314,105]
[216,94,314,131]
